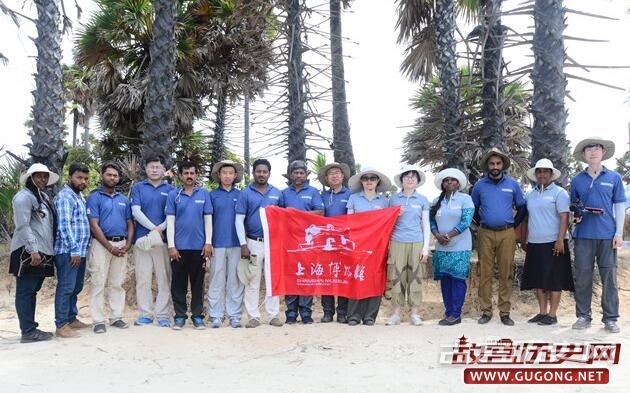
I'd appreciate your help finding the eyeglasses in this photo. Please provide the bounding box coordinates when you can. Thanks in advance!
[360,176,379,182]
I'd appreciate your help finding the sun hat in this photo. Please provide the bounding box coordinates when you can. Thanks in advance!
[572,137,615,163]
[19,163,60,186]
[479,147,511,170]
[237,257,258,286]
[347,167,392,193]
[134,230,164,252]
[211,160,244,183]
[526,158,561,182]
[317,162,351,187]
[393,164,426,189]
[433,168,468,191]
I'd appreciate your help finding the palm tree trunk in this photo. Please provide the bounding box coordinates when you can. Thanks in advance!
[244,97,250,177]
[330,0,355,176]
[140,0,176,166]
[435,0,464,170]
[211,92,227,167]
[83,111,91,150]
[29,0,65,188]
[286,0,307,167]
[531,0,569,186]
[72,106,79,147]
[480,0,507,151]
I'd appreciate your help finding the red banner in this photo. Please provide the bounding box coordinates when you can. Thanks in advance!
[261,205,400,299]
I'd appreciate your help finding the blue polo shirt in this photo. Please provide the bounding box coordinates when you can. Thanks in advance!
[86,188,133,237]
[282,184,324,212]
[209,186,240,248]
[570,167,625,239]
[471,175,526,227]
[526,183,570,243]
[130,180,174,242]
[165,187,213,250]
[322,187,352,217]
[346,191,388,213]
[235,183,284,238]
[389,191,430,243]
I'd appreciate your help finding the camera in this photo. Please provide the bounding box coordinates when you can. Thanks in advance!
[569,199,583,220]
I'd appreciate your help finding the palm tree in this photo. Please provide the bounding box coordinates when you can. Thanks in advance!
[63,64,94,149]
[530,0,569,186]
[29,0,65,187]
[329,0,356,176]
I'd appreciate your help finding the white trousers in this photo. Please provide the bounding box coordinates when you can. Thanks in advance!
[243,239,279,320]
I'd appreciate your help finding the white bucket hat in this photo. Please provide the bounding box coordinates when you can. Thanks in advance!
[211,160,244,183]
[526,158,561,182]
[19,163,60,186]
[434,168,468,191]
[134,230,164,252]
[573,137,615,163]
[348,167,392,193]
[393,165,426,189]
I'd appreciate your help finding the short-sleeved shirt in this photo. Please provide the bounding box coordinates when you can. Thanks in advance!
[346,191,388,213]
[86,188,133,237]
[526,183,570,243]
[570,167,626,239]
[322,187,352,217]
[471,175,526,227]
[389,191,430,243]
[235,183,284,238]
[165,187,213,250]
[432,191,475,252]
[209,186,240,248]
[130,180,174,242]
[282,184,324,212]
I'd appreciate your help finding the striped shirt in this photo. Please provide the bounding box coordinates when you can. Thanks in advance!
[54,184,91,257]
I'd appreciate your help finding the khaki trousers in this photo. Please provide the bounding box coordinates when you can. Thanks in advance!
[134,243,172,320]
[387,240,424,307]
[88,239,128,324]
[477,228,516,316]
[243,238,280,320]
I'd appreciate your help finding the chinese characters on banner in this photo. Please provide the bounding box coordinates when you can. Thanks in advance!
[261,206,400,299]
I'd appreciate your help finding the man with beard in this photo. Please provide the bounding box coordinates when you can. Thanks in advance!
[281,160,324,324]
[471,148,526,326]
[235,159,284,328]
[54,163,92,338]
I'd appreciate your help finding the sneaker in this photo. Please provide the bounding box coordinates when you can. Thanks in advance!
[302,316,314,325]
[443,316,461,326]
[245,319,260,329]
[500,315,514,326]
[348,319,359,326]
[68,319,90,329]
[173,317,186,330]
[528,314,547,323]
[111,320,130,329]
[337,314,348,324]
[478,314,492,324]
[537,315,557,326]
[211,318,222,328]
[192,316,206,330]
[21,329,54,343]
[93,323,107,334]
[572,317,591,330]
[286,316,297,325]
[134,317,153,326]
[321,313,334,323]
[158,319,171,328]
[386,314,401,326]
[438,317,450,326]
[56,324,80,338]
[269,318,284,327]
[410,314,423,326]
[230,319,241,328]
[604,321,620,333]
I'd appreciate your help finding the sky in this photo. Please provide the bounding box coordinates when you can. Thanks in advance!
[0,0,628,199]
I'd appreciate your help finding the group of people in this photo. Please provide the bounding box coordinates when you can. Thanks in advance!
[9,136,625,343]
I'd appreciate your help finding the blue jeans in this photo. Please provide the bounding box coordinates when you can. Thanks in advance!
[54,254,87,328]
[15,275,45,334]
[285,295,313,320]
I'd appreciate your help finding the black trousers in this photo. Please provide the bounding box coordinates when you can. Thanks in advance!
[321,295,348,316]
[171,250,205,319]
[285,295,313,319]
[347,296,381,323]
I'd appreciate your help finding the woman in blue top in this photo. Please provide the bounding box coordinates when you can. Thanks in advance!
[345,167,392,326]
[430,168,474,326]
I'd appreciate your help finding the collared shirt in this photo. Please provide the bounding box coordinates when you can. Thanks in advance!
[346,191,388,213]
[570,166,626,239]
[130,180,174,241]
[236,183,284,238]
[209,186,240,248]
[165,187,213,250]
[10,188,54,255]
[86,188,133,237]
[389,191,430,243]
[282,183,324,212]
[526,183,570,243]
[431,191,475,252]
[54,184,90,257]
[471,175,526,227]
[322,186,352,217]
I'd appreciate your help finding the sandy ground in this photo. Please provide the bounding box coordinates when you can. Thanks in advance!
[1,248,630,393]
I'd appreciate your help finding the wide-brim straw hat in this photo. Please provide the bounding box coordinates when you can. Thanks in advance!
[479,147,511,170]
[573,137,615,163]
[526,158,561,182]
[393,164,426,188]
[317,162,351,187]
[434,168,468,191]
[211,160,244,183]
[19,163,60,186]
[348,167,392,193]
